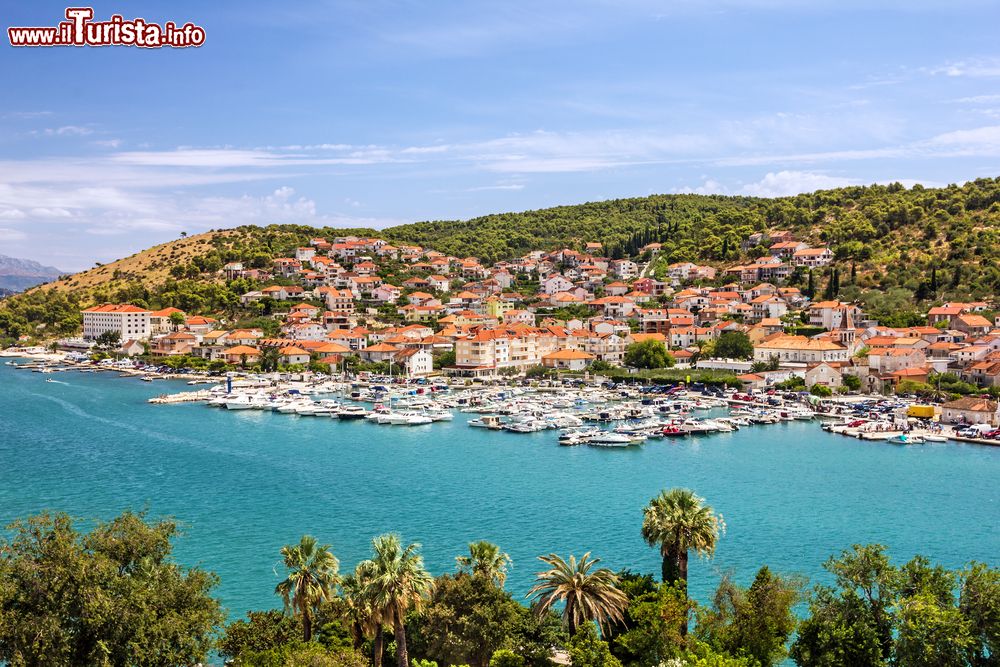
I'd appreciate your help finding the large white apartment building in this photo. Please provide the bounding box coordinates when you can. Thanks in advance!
[82,304,152,341]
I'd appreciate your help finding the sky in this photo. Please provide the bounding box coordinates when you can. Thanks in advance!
[2,1,1000,271]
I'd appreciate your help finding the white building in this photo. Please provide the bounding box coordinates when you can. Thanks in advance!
[82,304,152,341]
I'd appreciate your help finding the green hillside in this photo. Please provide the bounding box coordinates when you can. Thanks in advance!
[3,177,1000,343]
[387,179,1000,297]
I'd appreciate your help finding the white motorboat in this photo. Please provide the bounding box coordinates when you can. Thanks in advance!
[421,408,454,422]
[386,411,433,425]
[337,404,369,419]
[225,395,258,410]
[294,402,320,416]
[587,432,633,447]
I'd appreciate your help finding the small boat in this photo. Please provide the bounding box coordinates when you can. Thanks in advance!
[469,415,505,430]
[661,426,687,437]
[421,408,454,422]
[923,434,948,443]
[888,434,924,445]
[45,378,57,383]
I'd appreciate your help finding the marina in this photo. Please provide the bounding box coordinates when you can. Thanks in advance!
[6,350,999,447]
[2,359,997,621]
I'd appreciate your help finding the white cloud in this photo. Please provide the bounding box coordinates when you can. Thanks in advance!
[952,94,1000,104]
[0,227,27,241]
[38,125,94,137]
[740,171,859,196]
[676,171,943,198]
[927,59,1000,78]
[464,183,526,192]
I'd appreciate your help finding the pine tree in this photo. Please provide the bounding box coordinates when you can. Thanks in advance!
[805,270,815,298]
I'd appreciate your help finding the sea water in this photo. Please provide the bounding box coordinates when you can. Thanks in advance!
[2,363,997,620]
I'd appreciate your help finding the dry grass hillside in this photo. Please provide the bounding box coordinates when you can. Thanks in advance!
[36,230,238,295]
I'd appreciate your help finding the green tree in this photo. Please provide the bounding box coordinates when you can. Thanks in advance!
[526,552,628,636]
[168,311,186,330]
[825,544,897,661]
[275,535,341,642]
[624,339,675,369]
[220,610,302,662]
[842,374,862,391]
[895,593,972,667]
[569,624,623,667]
[696,566,801,666]
[341,567,389,667]
[491,648,526,667]
[456,540,513,587]
[95,329,121,351]
[608,580,692,666]
[0,511,222,667]
[713,332,753,360]
[959,562,1000,667]
[791,587,886,667]
[413,572,522,667]
[641,488,725,625]
[810,384,833,397]
[356,533,433,667]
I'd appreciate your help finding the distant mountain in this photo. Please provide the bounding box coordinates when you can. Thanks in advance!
[0,255,65,292]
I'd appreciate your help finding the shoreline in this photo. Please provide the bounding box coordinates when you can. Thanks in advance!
[7,348,999,448]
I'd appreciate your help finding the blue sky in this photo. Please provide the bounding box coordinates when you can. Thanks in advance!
[2,0,1000,270]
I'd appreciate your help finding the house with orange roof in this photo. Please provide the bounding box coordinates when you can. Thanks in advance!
[791,247,833,267]
[426,275,450,292]
[393,347,434,377]
[149,307,185,334]
[769,240,808,259]
[184,316,218,335]
[542,349,596,371]
[954,313,993,337]
[588,295,636,319]
[605,281,630,296]
[754,335,849,364]
[359,342,400,363]
[151,330,197,356]
[278,346,311,365]
[223,345,261,365]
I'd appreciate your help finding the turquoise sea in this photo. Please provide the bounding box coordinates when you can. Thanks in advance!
[2,363,998,621]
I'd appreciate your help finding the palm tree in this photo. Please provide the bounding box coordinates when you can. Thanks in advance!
[342,567,388,666]
[357,534,433,667]
[642,488,724,602]
[526,552,628,636]
[275,535,341,642]
[456,540,513,587]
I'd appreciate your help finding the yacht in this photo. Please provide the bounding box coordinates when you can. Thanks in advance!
[421,408,454,422]
[337,404,369,419]
[386,411,433,426]
[225,395,258,410]
[587,432,633,447]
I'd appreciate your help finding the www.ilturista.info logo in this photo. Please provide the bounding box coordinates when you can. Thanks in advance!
[8,8,205,48]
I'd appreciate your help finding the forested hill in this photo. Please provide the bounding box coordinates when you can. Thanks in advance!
[3,177,1000,342]
[387,178,1000,292]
